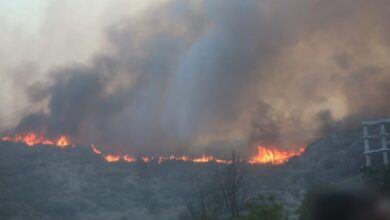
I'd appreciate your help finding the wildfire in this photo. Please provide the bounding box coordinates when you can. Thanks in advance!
[1,133,305,165]
[193,155,215,163]
[169,155,190,162]
[141,157,150,163]
[105,154,120,162]
[248,146,304,165]
[123,155,136,162]
[215,159,230,164]
[1,132,69,148]
[101,153,230,164]
[154,155,190,163]
[56,136,70,148]
[91,144,102,154]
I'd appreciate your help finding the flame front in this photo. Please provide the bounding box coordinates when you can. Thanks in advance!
[193,155,215,163]
[1,132,69,148]
[91,144,102,154]
[248,146,304,165]
[105,154,120,162]
[56,136,70,148]
[2,133,305,165]
[123,155,136,162]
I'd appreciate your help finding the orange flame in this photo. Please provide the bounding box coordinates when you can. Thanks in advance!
[155,155,191,163]
[91,144,102,154]
[141,157,150,163]
[193,155,214,163]
[1,133,305,165]
[215,159,230,164]
[104,154,120,162]
[56,136,70,148]
[123,155,136,163]
[172,155,190,162]
[1,132,70,148]
[248,146,304,165]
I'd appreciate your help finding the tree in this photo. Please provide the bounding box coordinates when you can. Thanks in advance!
[362,166,390,194]
[183,152,247,220]
[241,202,284,220]
[297,189,315,220]
[216,151,246,220]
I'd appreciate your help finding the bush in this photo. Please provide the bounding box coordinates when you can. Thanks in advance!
[362,166,390,194]
[241,202,284,220]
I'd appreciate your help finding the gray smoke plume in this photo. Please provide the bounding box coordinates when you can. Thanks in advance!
[3,0,390,155]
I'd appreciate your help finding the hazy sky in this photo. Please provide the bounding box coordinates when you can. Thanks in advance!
[0,0,166,128]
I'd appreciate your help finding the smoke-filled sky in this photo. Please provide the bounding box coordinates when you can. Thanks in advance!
[1,0,390,156]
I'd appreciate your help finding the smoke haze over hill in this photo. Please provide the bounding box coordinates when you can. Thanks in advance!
[1,0,390,155]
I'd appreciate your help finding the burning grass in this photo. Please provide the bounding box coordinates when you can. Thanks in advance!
[1,132,304,165]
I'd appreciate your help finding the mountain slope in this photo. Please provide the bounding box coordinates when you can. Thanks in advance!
[0,127,369,219]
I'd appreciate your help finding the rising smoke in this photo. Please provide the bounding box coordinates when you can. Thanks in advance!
[3,0,390,155]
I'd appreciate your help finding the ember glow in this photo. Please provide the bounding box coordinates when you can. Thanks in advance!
[248,146,305,165]
[1,133,305,165]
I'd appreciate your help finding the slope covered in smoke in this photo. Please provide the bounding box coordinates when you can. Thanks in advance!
[2,0,390,155]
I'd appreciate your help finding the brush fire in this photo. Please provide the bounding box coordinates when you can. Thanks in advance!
[1,132,304,165]
[248,146,305,165]
[1,132,70,148]
[2,1,390,219]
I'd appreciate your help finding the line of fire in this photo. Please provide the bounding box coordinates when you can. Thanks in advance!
[1,132,304,165]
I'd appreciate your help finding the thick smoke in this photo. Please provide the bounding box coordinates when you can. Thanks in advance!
[4,0,390,155]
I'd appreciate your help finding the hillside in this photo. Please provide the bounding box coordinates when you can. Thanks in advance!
[0,127,368,220]
[283,127,365,189]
